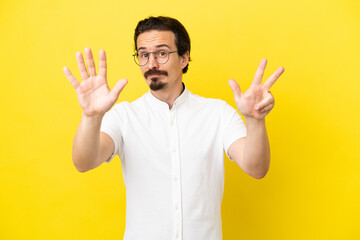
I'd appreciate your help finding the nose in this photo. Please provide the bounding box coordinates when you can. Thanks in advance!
[147,53,159,69]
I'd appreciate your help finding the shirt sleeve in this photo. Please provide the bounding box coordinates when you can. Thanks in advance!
[222,102,247,160]
[100,103,125,163]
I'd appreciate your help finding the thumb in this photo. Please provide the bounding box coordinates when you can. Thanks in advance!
[110,78,128,103]
[228,79,243,98]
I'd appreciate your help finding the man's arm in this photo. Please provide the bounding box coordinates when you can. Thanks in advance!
[63,48,127,172]
[72,114,115,172]
[228,119,270,179]
[228,59,284,179]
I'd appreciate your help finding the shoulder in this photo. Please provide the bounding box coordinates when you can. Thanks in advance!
[111,93,148,112]
[110,101,130,114]
[187,91,235,111]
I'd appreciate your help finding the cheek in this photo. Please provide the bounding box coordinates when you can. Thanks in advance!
[140,67,147,76]
[170,62,183,73]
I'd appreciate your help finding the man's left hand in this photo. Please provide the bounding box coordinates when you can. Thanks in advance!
[229,59,285,120]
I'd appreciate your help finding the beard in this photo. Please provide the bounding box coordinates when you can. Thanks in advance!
[144,69,168,91]
[149,77,167,91]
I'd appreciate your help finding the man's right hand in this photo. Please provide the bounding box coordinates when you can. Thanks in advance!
[63,48,127,117]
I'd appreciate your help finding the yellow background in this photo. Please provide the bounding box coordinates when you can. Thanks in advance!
[1,0,359,239]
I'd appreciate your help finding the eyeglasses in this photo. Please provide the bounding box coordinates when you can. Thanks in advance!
[133,50,178,66]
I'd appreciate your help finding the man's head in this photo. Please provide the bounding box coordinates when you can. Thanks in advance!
[134,16,191,74]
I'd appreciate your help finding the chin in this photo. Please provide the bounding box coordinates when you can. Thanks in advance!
[149,77,167,91]
[149,82,167,91]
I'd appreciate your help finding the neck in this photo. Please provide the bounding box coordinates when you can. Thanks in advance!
[150,82,184,109]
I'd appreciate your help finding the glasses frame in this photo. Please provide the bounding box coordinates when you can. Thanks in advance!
[132,50,178,66]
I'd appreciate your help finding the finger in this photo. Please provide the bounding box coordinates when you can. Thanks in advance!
[85,47,96,77]
[228,79,243,98]
[110,79,128,103]
[252,58,267,86]
[255,93,274,111]
[263,66,285,91]
[98,49,107,78]
[259,103,274,113]
[76,52,89,81]
[63,66,80,89]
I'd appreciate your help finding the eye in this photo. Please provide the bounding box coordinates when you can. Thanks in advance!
[157,51,167,57]
[139,52,148,58]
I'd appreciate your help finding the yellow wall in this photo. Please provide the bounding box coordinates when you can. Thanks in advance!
[1,0,359,239]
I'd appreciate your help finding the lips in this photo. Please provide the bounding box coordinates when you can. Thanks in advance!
[148,74,161,78]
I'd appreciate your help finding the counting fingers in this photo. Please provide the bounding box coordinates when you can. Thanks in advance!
[252,58,267,86]
[255,93,274,111]
[259,104,274,113]
[98,49,107,78]
[63,66,80,89]
[263,66,285,91]
[76,52,89,81]
[85,48,96,77]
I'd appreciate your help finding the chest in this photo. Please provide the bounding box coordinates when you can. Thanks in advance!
[123,106,224,155]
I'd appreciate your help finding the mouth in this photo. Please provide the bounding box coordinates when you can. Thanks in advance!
[148,74,162,78]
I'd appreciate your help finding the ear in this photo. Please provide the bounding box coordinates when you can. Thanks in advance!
[180,51,190,70]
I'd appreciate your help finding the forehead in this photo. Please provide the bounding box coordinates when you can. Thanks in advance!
[137,30,176,50]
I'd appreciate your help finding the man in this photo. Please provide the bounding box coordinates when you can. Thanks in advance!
[63,16,284,240]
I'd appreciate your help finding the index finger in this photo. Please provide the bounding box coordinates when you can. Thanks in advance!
[98,49,107,78]
[252,58,267,86]
[263,66,285,91]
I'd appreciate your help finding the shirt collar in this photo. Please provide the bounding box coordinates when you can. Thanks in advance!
[147,83,189,109]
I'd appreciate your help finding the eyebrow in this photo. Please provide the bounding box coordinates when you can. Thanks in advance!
[137,44,171,51]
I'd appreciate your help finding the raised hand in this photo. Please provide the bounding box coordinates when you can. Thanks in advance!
[229,59,284,120]
[63,48,127,117]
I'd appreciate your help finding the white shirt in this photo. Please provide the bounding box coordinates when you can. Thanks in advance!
[100,86,246,240]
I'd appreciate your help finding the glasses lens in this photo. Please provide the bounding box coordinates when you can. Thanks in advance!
[133,51,173,66]
[155,51,169,64]
[134,54,145,66]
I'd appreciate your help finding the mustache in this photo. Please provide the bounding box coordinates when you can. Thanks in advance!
[144,69,168,78]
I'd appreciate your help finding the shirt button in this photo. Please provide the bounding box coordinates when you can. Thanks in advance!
[175,205,179,210]
[170,121,174,126]
[173,148,176,152]
[176,233,179,238]
[174,176,178,181]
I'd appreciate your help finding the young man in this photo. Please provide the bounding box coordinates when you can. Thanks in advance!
[63,16,284,240]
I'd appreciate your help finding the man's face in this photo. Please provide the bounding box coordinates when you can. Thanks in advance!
[136,30,188,91]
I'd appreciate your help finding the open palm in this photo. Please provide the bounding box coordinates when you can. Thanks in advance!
[229,59,284,120]
[63,48,127,117]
